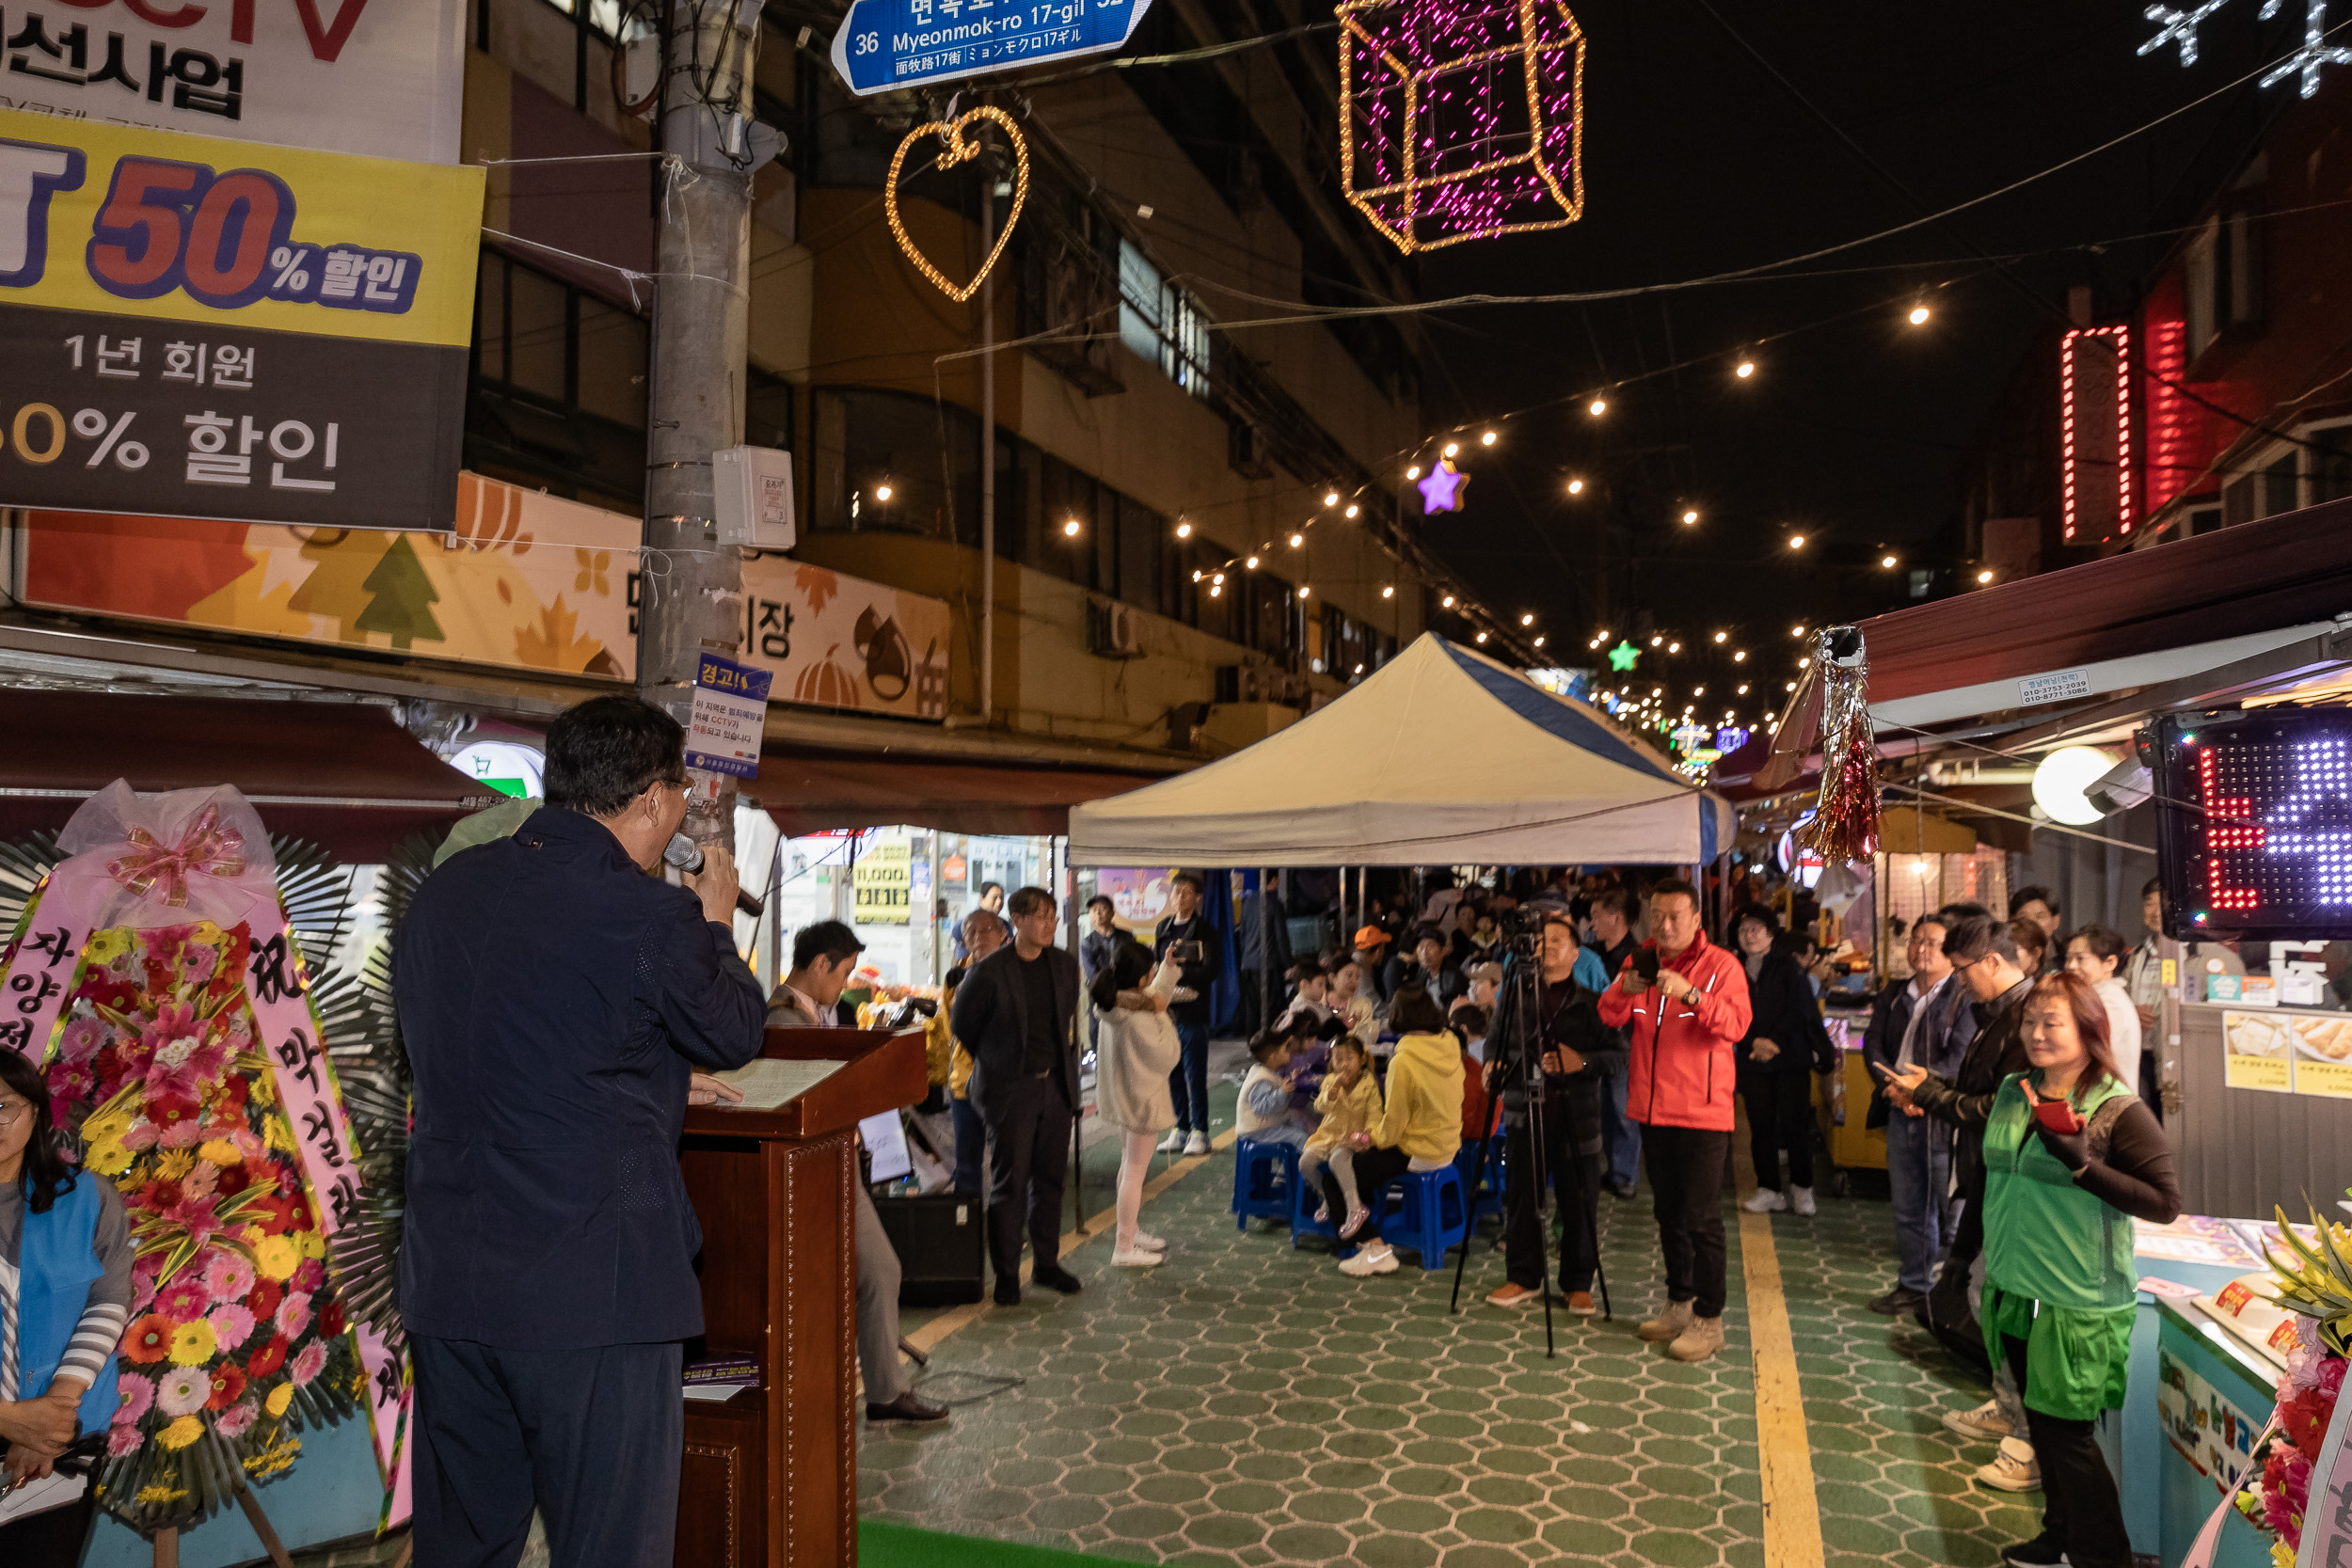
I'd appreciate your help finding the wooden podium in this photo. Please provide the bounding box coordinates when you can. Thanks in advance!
[674,1023,928,1568]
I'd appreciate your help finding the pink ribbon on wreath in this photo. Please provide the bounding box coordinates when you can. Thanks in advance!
[105,806,248,908]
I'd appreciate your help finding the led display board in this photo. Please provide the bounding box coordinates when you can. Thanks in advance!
[2153,708,2352,942]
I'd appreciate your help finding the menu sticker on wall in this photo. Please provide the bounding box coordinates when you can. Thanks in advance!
[2290,1016,2352,1099]
[2222,1011,2295,1093]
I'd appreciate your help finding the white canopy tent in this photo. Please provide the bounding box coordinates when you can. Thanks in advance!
[1068,634,1734,867]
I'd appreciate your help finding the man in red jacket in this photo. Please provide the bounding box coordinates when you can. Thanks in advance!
[1597,878,1751,1363]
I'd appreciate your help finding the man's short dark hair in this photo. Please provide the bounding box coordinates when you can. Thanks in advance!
[792,919,865,972]
[1941,912,2020,969]
[1450,1003,1489,1038]
[1937,901,1992,927]
[1649,878,1699,908]
[2141,875,2165,899]
[1086,895,1115,917]
[1007,886,1055,919]
[1170,870,1205,894]
[2010,885,2058,920]
[1410,922,1446,950]
[1592,886,1636,921]
[543,695,685,817]
[1288,958,1324,985]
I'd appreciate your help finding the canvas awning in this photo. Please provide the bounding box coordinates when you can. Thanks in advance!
[1067,634,1733,867]
[0,689,496,861]
[755,748,1161,837]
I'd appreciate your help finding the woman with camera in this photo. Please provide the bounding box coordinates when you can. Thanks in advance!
[0,1048,132,1565]
[1091,936,1182,1268]
[1978,971,2177,1568]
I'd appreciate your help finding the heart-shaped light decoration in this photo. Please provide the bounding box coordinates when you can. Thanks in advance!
[884,104,1029,305]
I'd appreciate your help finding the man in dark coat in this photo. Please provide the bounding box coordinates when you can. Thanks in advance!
[951,886,1086,1306]
[395,695,766,1568]
[1582,887,1643,1198]
[1859,915,1977,1315]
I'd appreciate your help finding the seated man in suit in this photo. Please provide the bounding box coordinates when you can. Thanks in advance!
[396,694,767,1568]
[768,921,946,1425]
[951,887,1085,1307]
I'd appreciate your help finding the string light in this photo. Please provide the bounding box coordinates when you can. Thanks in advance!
[1324,490,1342,507]
[1735,360,1755,379]
[1419,461,1469,513]
[1791,625,1805,637]
[1247,555,1261,569]
[875,483,894,501]
[1475,630,1489,642]
[1881,553,1897,568]
[1907,304,1931,325]
[1533,635,1545,647]
[1337,0,1587,253]
[1442,442,1460,459]
[1681,509,1698,525]
[1712,630,1726,642]
[1788,534,1806,549]
[1063,517,1082,537]
[1566,478,1584,495]
[1667,641,1680,653]
[1734,650,1747,662]
[886,106,1029,302]
[1344,503,1361,518]
[1441,594,1456,608]
[1290,532,1306,547]
[1596,629,1609,641]
[2262,1,2352,97]
[1649,635,1662,647]
[1588,398,1607,417]
[1175,520,1192,538]
[1297,584,1311,598]
[1382,584,1395,598]
[1738,683,1749,694]
[1210,583,1223,596]
[1520,612,1535,626]
[1978,568,1995,583]
[1406,464,1422,480]
[1480,430,1497,446]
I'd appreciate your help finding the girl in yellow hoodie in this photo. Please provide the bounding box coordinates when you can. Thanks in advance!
[1301,1037,1383,1236]
[1325,981,1465,1277]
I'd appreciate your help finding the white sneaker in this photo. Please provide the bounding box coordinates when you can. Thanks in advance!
[1975,1436,2042,1493]
[1338,1243,1398,1277]
[1132,1232,1167,1251]
[1183,1132,1210,1157]
[1740,1188,1788,1213]
[1789,1186,1817,1217]
[1110,1246,1163,1267]
[1156,1130,1185,1154]
[1942,1397,2013,1444]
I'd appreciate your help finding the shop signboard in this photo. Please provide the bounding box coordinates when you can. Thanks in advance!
[1095,866,1174,931]
[0,0,466,165]
[686,653,771,779]
[0,105,481,530]
[831,0,1152,95]
[853,840,913,925]
[12,476,955,721]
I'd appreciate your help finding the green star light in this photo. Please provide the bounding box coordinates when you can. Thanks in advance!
[1608,640,1640,672]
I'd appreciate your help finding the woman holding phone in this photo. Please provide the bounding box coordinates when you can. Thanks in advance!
[1978,972,2178,1568]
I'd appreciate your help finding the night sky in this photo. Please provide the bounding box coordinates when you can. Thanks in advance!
[1402,0,2308,726]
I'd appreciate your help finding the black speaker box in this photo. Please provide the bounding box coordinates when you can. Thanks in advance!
[872,1191,987,1307]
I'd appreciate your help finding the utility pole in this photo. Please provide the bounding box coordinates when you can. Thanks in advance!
[640,0,762,851]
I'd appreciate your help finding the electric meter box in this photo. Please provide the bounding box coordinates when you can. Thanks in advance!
[711,446,796,551]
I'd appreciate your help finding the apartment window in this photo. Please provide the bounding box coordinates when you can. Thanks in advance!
[2181,502,2225,537]
[2185,209,2260,361]
[469,250,649,504]
[1116,240,1212,399]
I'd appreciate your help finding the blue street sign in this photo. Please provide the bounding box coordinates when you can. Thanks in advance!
[830,0,1153,96]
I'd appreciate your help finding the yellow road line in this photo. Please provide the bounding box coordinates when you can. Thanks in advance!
[900,1126,1239,1357]
[1732,1126,1827,1568]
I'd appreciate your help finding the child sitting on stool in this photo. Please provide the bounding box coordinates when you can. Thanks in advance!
[1237,1020,1316,1149]
[1301,1035,1383,1237]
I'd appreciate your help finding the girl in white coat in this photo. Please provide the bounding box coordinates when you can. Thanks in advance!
[1092,938,1183,1267]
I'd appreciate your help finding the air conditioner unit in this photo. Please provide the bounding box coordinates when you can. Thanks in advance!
[1087,598,1146,659]
[1217,662,1307,705]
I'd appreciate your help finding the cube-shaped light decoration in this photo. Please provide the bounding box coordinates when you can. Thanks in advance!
[1339,0,1586,255]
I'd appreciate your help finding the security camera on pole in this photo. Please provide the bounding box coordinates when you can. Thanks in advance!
[640,1,779,853]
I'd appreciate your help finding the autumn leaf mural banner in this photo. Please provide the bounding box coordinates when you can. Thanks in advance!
[16,474,952,721]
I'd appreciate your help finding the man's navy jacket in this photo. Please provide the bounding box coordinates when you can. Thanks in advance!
[393,807,766,1349]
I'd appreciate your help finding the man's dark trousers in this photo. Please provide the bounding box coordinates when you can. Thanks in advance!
[411,1336,682,1568]
[1642,1124,1730,1318]
[1502,1111,1604,1295]
[987,1072,1073,1282]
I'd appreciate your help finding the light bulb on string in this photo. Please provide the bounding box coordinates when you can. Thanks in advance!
[1480,430,1497,446]
[1442,594,1456,609]
[1520,613,1535,626]
[1323,491,1340,507]
[1712,631,1726,643]
[1908,304,1931,325]
[1442,442,1459,459]
[1344,503,1360,518]
[1667,641,1680,653]
[1533,635,1545,647]
[1791,625,1805,637]
[875,483,894,502]
[1175,520,1192,538]
[1475,631,1488,643]
[1063,517,1081,537]
[1978,569,1995,584]
[1735,360,1755,379]
[1649,635,1662,647]
[1566,478,1584,495]
[1734,650,1747,662]
[1737,683,1749,694]
[1788,534,1805,550]
[1297,584,1311,599]
[1406,465,1422,480]
[1246,555,1260,569]
[1382,584,1395,599]
[1682,509,1699,525]
[1289,532,1305,547]
[1588,398,1607,417]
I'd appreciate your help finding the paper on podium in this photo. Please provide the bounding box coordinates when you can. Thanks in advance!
[712,1057,845,1111]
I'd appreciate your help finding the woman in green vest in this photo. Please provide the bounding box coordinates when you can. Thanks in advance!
[1983,972,2178,1568]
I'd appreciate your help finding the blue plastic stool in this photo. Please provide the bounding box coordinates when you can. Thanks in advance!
[1372,1164,1470,1270]
[1456,1136,1505,1223]
[1232,1138,1298,1230]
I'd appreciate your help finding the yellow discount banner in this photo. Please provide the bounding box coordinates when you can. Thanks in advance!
[0,105,483,530]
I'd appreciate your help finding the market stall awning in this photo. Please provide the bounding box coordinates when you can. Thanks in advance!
[1066,634,1733,867]
[755,749,1162,837]
[0,690,497,861]
[1857,499,2352,731]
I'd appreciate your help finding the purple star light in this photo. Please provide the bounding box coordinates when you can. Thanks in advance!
[1418,459,1469,513]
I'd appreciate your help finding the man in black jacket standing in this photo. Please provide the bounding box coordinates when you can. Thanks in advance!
[1484,904,1627,1315]
[1583,887,1642,1199]
[952,886,1086,1306]
[396,695,767,1568]
[1153,871,1220,1156]
[1859,916,1976,1316]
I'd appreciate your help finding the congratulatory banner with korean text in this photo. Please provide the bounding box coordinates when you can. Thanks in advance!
[0,104,482,530]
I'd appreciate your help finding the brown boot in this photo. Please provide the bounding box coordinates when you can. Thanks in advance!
[1665,1315,1725,1363]
[1638,1299,1694,1342]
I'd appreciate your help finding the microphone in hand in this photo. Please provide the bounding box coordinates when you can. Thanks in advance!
[664,833,765,920]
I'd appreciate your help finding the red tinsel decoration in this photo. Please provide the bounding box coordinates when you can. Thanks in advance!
[1800,626,1881,863]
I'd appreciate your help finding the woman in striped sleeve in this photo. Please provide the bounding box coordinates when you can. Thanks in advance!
[0,1046,130,1562]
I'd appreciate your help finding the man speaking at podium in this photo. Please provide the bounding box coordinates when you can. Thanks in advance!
[395,695,768,1568]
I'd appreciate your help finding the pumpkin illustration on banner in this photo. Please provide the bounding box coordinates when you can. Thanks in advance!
[795,643,863,708]
[0,783,409,1533]
[1338,0,1588,254]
